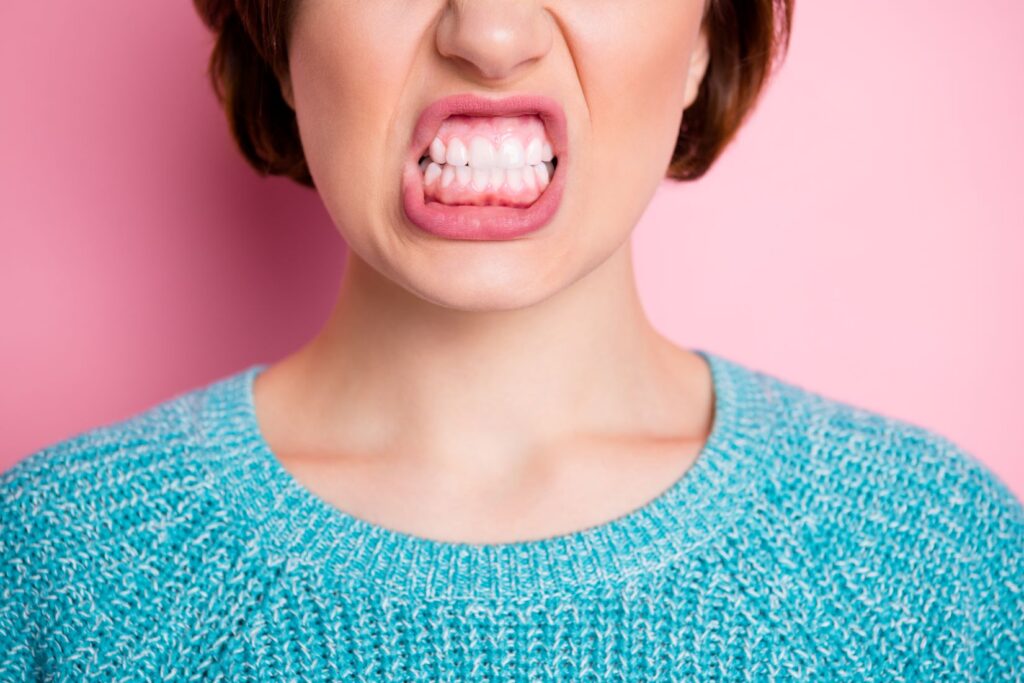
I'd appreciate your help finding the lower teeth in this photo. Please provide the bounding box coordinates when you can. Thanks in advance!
[423,166,554,207]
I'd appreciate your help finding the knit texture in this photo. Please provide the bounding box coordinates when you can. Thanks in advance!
[1,349,1022,681]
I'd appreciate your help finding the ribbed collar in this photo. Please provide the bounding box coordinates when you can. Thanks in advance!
[198,348,778,600]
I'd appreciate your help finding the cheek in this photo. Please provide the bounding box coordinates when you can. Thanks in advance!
[287,2,431,232]
[571,2,701,210]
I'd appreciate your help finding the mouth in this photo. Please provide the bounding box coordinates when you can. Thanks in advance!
[401,94,568,241]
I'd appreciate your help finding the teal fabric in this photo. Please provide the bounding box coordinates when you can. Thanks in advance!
[2,349,1022,680]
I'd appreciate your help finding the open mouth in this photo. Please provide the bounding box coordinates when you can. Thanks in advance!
[402,93,568,241]
[415,114,559,208]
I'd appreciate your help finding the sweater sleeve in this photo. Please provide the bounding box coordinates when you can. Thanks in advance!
[952,445,1024,680]
[0,455,45,682]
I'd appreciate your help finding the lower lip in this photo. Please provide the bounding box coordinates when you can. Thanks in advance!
[401,160,566,241]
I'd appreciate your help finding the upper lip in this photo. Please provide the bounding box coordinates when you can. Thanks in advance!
[408,93,568,166]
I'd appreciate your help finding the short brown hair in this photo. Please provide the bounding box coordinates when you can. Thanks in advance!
[192,0,794,188]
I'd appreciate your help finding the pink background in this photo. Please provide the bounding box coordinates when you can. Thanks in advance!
[2,3,1022,498]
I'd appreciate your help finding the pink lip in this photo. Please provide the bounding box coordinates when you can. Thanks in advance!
[401,93,568,241]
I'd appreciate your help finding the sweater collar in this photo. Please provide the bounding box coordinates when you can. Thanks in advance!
[199,348,777,600]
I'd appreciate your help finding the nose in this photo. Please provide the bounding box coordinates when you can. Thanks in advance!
[435,0,553,83]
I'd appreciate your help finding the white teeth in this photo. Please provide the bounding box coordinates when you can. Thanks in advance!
[506,167,524,192]
[424,162,442,186]
[446,138,469,166]
[533,162,549,188]
[469,137,496,169]
[522,165,537,191]
[525,138,543,166]
[430,138,446,164]
[441,164,455,188]
[497,139,526,168]
[471,167,490,191]
[489,167,505,190]
[423,131,559,194]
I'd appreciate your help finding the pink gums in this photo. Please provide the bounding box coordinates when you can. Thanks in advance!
[433,114,547,147]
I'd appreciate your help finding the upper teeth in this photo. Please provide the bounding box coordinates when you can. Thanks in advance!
[426,136,555,170]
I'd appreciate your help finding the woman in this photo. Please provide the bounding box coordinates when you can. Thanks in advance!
[2,0,1021,679]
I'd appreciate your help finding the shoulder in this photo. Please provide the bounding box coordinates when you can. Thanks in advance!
[0,374,247,673]
[748,365,1024,678]
[1,380,212,544]
[756,366,1023,531]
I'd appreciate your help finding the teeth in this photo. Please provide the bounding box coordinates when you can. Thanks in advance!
[441,164,455,188]
[522,165,537,191]
[469,137,496,169]
[430,138,446,164]
[430,133,556,171]
[506,168,524,192]
[497,139,526,168]
[533,163,549,188]
[489,167,505,190]
[471,167,490,192]
[446,138,469,166]
[424,162,442,186]
[421,130,560,196]
[525,138,543,166]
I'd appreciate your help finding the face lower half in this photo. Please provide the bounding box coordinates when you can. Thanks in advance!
[285,0,707,311]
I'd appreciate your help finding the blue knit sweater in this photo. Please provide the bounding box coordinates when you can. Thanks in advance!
[2,349,1022,680]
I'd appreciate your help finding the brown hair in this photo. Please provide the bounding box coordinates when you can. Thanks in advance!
[192,0,794,188]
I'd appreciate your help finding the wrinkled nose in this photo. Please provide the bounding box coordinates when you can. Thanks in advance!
[435,0,553,83]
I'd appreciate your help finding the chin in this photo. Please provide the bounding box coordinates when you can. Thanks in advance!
[394,258,569,313]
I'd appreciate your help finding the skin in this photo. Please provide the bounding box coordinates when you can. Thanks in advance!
[255,0,715,543]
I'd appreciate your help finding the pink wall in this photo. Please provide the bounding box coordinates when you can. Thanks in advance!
[2,2,1022,498]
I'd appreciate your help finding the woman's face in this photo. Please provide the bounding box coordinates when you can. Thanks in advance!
[282,0,710,311]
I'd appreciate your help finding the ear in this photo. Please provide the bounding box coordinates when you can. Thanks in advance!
[682,27,710,110]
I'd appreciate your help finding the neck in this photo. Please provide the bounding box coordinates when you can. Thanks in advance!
[260,239,709,473]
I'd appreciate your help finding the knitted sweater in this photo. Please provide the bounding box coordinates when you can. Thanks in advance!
[1,350,1022,681]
